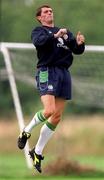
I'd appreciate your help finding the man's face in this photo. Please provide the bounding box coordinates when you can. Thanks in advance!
[37,7,54,24]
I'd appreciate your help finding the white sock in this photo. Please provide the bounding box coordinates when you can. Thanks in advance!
[24,110,47,133]
[35,122,56,155]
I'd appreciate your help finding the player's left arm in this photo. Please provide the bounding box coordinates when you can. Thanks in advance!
[65,30,85,54]
[76,31,85,46]
[73,31,85,54]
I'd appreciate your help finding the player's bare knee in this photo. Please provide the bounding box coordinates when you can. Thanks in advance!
[51,113,61,125]
[54,117,61,125]
[43,108,55,118]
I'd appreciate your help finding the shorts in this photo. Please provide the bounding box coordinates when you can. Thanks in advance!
[35,66,72,100]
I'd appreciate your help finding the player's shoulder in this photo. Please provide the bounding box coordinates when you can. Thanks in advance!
[32,26,59,32]
[32,26,44,32]
[31,26,45,39]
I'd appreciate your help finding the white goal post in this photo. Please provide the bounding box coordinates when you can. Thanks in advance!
[0,42,33,169]
[0,42,104,168]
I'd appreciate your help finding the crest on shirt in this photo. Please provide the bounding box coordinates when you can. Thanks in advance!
[57,37,69,50]
[49,31,52,34]
[58,37,64,45]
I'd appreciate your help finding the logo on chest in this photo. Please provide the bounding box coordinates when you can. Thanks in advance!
[57,37,69,50]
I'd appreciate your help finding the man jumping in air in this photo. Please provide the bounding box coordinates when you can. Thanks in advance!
[17,5,85,173]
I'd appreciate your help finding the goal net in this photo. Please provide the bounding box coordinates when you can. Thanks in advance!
[71,46,104,111]
[0,42,104,167]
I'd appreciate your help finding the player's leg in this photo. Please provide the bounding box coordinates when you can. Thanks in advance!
[41,94,56,117]
[17,66,55,150]
[26,66,57,132]
[48,97,66,125]
[17,95,55,150]
[23,94,55,133]
[22,67,56,133]
[17,112,46,150]
[17,110,47,150]
[29,94,56,172]
[29,97,66,173]
[35,97,66,154]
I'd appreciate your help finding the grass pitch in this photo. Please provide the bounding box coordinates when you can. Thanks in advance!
[1,116,104,180]
[0,153,104,180]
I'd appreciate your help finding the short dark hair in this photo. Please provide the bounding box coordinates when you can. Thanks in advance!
[36,5,52,17]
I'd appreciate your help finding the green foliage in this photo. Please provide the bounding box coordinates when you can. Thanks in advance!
[1,0,104,44]
[0,0,104,117]
[0,80,41,117]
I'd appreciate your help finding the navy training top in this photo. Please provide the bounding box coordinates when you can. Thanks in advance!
[31,26,85,69]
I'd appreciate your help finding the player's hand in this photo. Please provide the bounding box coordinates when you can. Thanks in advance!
[76,31,85,45]
[54,28,67,38]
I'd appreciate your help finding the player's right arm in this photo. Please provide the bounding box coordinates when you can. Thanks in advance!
[31,27,54,46]
[54,28,67,38]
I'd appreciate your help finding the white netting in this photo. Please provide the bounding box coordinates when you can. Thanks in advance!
[71,51,104,108]
[0,43,104,109]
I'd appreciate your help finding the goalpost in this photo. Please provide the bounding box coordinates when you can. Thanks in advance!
[0,42,104,168]
[0,43,33,168]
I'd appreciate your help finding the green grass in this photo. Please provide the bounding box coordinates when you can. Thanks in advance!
[73,155,104,171]
[1,153,104,180]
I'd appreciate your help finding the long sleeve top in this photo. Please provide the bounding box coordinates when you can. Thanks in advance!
[31,26,85,69]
